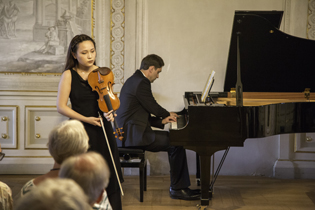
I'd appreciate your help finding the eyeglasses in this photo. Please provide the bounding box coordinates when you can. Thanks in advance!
[0,152,5,161]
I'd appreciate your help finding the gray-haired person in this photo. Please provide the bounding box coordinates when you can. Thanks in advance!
[59,151,112,210]
[19,120,89,198]
[14,178,91,210]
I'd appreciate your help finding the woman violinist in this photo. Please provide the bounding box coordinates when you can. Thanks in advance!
[57,34,123,210]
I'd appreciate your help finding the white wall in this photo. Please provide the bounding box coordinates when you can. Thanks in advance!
[140,0,286,111]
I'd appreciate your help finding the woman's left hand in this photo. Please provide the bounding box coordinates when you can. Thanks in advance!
[103,110,117,122]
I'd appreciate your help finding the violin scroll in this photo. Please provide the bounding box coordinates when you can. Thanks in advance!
[114,127,124,141]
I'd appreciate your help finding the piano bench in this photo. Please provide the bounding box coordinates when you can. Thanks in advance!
[118,147,147,202]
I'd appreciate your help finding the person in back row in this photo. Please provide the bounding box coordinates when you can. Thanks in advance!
[59,152,112,210]
[19,120,89,198]
[0,143,13,210]
[14,179,90,210]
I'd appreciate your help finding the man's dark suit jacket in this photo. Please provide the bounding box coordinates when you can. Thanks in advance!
[116,70,170,147]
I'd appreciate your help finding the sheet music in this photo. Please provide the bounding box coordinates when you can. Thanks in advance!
[201,71,215,102]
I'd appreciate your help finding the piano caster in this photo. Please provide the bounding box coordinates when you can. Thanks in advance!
[196,204,208,210]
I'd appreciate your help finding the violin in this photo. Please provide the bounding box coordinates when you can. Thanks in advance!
[87,67,124,141]
[87,67,124,196]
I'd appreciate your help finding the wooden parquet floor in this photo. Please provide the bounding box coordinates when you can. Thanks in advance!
[1,174,315,210]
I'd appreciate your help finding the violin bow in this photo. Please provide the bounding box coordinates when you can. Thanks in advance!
[98,112,124,196]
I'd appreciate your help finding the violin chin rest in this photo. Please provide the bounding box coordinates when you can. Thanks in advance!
[95,67,111,75]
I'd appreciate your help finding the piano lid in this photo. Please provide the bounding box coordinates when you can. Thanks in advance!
[224,10,315,92]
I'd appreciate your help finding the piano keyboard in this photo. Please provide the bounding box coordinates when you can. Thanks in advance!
[171,121,177,129]
[170,115,186,130]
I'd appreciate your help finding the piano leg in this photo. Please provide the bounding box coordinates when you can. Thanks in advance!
[199,155,211,206]
[209,147,230,192]
[196,152,200,186]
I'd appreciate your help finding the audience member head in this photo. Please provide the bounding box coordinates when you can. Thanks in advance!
[139,54,164,70]
[0,181,13,210]
[59,151,110,205]
[14,178,90,210]
[47,120,89,164]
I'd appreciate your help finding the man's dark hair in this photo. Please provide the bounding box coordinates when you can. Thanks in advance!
[140,54,164,70]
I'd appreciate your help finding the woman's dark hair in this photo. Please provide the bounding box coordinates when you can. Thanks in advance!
[64,34,96,71]
[139,54,164,70]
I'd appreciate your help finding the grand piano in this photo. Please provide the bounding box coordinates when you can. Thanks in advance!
[169,11,315,208]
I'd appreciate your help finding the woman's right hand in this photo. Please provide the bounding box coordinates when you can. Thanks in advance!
[86,117,101,127]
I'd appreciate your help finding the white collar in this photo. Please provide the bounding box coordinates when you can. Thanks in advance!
[140,70,147,78]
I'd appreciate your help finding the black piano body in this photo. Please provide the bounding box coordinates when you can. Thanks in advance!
[169,10,315,206]
[171,102,315,150]
[170,98,315,206]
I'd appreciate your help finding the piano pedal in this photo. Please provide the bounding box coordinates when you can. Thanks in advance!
[196,178,200,186]
[209,191,213,200]
[196,204,208,210]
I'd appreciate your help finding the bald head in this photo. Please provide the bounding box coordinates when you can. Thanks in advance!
[59,152,110,205]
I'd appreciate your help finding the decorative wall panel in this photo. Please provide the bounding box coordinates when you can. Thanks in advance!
[308,0,315,39]
[110,0,125,87]
[295,133,315,153]
[25,106,67,149]
[0,106,18,149]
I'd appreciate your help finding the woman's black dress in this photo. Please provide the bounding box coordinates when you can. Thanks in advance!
[68,68,123,196]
